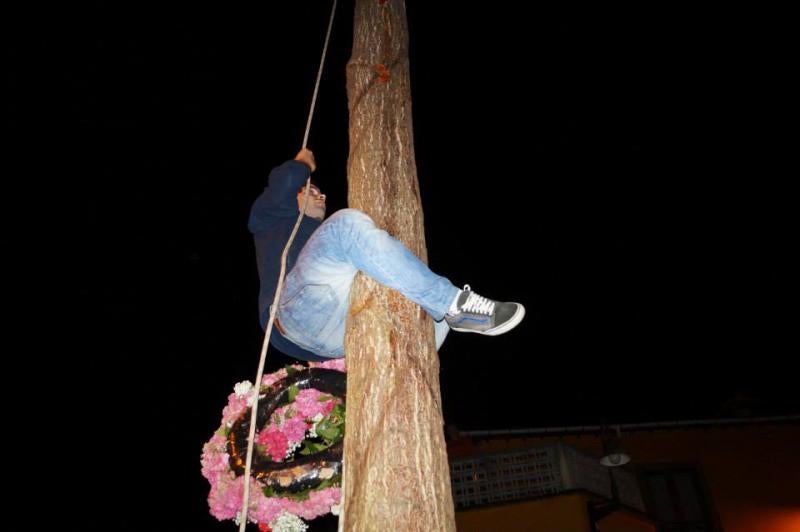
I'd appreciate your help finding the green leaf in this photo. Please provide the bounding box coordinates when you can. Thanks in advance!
[317,394,334,402]
[288,384,299,402]
[332,403,346,423]
[316,475,342,490]
[262,473,340,502]
[299,441,328,455]
[317,426,340,441]
[286,490,311,501]
[285,366,298,376]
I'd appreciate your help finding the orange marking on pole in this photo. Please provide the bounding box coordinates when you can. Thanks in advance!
[373,63,390,83]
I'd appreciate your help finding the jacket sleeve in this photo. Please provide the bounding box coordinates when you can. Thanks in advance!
[248,160,311,232]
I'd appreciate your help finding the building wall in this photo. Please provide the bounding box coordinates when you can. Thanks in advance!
[450,422,800,532]
[597,511,657,532]
[454,492,657,532]
[455,493,590,532]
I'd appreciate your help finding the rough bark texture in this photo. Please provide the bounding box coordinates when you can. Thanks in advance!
[341,1,456,530]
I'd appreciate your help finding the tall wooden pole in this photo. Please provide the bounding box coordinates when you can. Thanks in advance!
[341,0,456,530]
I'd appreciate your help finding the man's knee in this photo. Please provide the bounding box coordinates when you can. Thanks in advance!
[320,209,383,247]
[326,208,374,227]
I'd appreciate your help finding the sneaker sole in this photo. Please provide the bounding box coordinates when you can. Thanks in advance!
[449,304,526,336]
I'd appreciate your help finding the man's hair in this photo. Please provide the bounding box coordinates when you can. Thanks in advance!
[298,183,321,194]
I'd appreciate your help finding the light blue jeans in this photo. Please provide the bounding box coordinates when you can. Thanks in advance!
[277,209,459,358]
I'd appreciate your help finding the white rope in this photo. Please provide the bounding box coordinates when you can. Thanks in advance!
[337,458,346,531]
[238,1,338,530]
[303,0,338,150]
[238,189,311,532]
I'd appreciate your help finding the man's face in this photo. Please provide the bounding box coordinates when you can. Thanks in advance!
[297,184,326,221]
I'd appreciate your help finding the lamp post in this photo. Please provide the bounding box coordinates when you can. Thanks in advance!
[589,426,631,530]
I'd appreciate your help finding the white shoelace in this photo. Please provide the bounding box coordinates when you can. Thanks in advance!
[459,284,495,315]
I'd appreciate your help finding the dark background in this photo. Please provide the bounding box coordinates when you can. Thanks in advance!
[11,1,794,530]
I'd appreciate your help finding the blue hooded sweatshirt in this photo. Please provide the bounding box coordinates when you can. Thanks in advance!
[248,159,326,361]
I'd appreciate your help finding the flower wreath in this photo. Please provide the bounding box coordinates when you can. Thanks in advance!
[201,359,346,532]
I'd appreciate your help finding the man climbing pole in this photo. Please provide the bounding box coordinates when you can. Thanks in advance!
[248,147,526,361]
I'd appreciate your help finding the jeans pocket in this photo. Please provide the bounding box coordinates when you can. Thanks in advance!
[280,284,338,342]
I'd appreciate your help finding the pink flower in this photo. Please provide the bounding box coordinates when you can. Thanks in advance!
[261,365,303,387]
[207,475,245,520]
[222,393,249,427]
[251,494,292,525]
[309,358,346,372]
[270,404,292,423]
[293,488,342,520]
[294,389,336,419]
[282,416,310,443]
[257,429,289,462]
[201,439,231,479]
[203,364,347,527]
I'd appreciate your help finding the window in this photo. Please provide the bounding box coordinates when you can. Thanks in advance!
[643,467,716,532]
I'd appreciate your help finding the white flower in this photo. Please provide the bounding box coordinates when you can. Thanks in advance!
[286,440,302,459]
[269,511,308,532]
[246,393,265,407]
[307,413,325,438]
[234,381,253,397]
[330,503,341,516]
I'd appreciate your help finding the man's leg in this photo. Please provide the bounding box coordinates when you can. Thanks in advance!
[277,209,523,356]
[277,209,459,357]
[434,319,450,350]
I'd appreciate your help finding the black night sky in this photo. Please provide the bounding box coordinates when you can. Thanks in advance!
[15,2,794,530]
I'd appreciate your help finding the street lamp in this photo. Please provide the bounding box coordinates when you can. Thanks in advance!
[600,426,631,467]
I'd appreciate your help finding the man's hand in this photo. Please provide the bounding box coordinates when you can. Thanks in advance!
[294,148,317,173]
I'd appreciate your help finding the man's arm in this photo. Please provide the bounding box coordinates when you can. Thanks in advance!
[293,148,316,173]
[265,149,316,205]
[249,149,317,226]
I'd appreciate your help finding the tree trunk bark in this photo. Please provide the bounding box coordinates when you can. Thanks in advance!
[341,1,456,530]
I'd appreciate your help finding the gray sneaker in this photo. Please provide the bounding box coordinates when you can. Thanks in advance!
[444,285,525,336]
